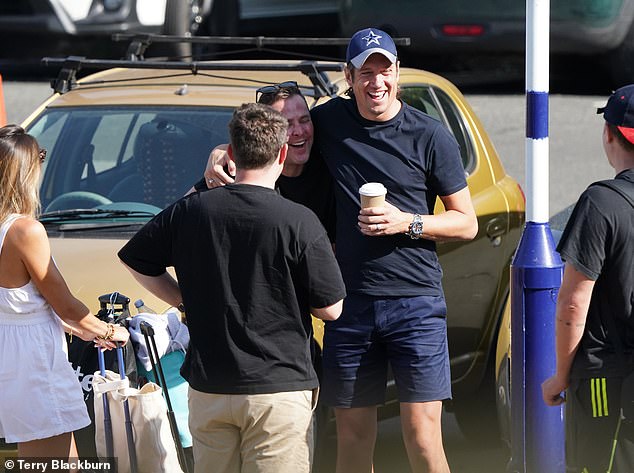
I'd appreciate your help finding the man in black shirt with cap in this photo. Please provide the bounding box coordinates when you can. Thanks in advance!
[542,84,634,472]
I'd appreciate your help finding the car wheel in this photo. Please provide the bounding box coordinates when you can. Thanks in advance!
[495,353,512,449]
[312,401,334,472]
[451,367,502,447]
[607,20,634,87]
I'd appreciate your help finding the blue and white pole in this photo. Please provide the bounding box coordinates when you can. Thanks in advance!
[509,1,565,472]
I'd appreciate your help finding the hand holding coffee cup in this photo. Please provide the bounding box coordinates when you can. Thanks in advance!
[359,182,387,209]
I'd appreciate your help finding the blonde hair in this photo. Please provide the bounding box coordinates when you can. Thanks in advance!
[0,124,42,221]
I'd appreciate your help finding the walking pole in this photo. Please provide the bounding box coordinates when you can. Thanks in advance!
[116,344,139,473]
[97,348,114,459]
[140,321,190,473]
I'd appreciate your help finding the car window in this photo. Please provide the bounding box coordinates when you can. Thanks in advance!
[89,112,142,173]
[399,86,475,174]
[29,107,233,213]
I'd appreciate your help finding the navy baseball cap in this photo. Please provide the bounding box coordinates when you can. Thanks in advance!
[597,84,634,145]
[346,28,397,69]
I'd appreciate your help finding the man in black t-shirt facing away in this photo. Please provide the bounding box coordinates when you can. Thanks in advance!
[542,85,634,472]
[119,103,346,473]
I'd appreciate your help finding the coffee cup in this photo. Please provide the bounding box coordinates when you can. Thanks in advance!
[359,182,387,208]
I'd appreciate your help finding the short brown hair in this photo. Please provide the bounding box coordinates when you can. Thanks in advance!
[0,124,42,220]
[228,103,288,170]
[608,123,634,153]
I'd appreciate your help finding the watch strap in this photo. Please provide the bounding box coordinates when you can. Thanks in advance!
[406,213,423,239]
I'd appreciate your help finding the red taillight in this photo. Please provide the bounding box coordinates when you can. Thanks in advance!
[441,24,485,37]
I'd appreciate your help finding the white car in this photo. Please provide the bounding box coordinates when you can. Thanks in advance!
[0,0,237,36]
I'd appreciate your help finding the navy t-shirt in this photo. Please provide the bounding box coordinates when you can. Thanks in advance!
[311,97,467,296]
[277,149,336,242]
[118,184,346,394]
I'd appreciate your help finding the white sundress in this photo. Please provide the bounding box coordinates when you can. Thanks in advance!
[0,214,90,443]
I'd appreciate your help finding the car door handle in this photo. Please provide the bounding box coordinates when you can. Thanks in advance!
[486,217,506,246]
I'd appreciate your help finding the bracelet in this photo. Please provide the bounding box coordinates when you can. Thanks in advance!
[96,323,115,341]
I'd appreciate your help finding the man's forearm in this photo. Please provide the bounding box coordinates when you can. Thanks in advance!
[554,262,595,380]
[415,209,478,242]
[121,262,183,308]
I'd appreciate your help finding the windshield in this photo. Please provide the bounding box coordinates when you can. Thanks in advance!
[29,106,233,220]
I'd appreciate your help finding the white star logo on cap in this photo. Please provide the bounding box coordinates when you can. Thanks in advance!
[362,30,382,47]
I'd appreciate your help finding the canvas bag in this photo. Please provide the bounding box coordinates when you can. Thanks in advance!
[67,318,137,458]
[92,370,184,473]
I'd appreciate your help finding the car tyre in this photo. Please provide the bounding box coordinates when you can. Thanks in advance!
[312,401,334,472]
[495,353,512,450]
[451,367,502,447]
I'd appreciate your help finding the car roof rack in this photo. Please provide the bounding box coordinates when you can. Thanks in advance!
[42,34,411,98]
[42,55,344,98]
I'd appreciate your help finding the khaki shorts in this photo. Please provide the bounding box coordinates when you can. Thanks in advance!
[188,388,314,473]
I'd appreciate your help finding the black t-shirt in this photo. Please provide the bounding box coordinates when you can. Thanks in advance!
[277,150,337,242]
[311,97,467,296]
[557,169,634,378]
[193,151,336,242]
[118,184,346,394]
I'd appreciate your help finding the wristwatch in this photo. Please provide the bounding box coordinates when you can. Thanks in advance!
[406,214,424,239]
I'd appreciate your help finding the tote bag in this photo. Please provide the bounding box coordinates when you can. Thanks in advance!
[92,370,184,473]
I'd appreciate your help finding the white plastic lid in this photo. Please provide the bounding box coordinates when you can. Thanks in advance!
[359,182,387,196]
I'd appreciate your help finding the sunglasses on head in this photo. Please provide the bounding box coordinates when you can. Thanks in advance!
[255,81,300,102]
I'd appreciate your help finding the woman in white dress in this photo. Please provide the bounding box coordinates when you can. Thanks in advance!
[0,124,129,461]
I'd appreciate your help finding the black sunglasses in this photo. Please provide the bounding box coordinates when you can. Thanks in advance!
[39,148,47,163]
[255,81,300,102]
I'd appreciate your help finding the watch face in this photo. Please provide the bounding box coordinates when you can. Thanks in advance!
[412,221,424,235]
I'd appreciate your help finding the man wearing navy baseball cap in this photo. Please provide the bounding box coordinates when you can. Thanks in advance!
[597,84,634,145]
[346,27,398,69]
[312,27,478,473]
[202,27,477,472]
[542,84,634,473]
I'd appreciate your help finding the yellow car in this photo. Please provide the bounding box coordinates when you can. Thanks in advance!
[4,39,525,455]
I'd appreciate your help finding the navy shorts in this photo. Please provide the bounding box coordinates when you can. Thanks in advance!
[321,293,451,407]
